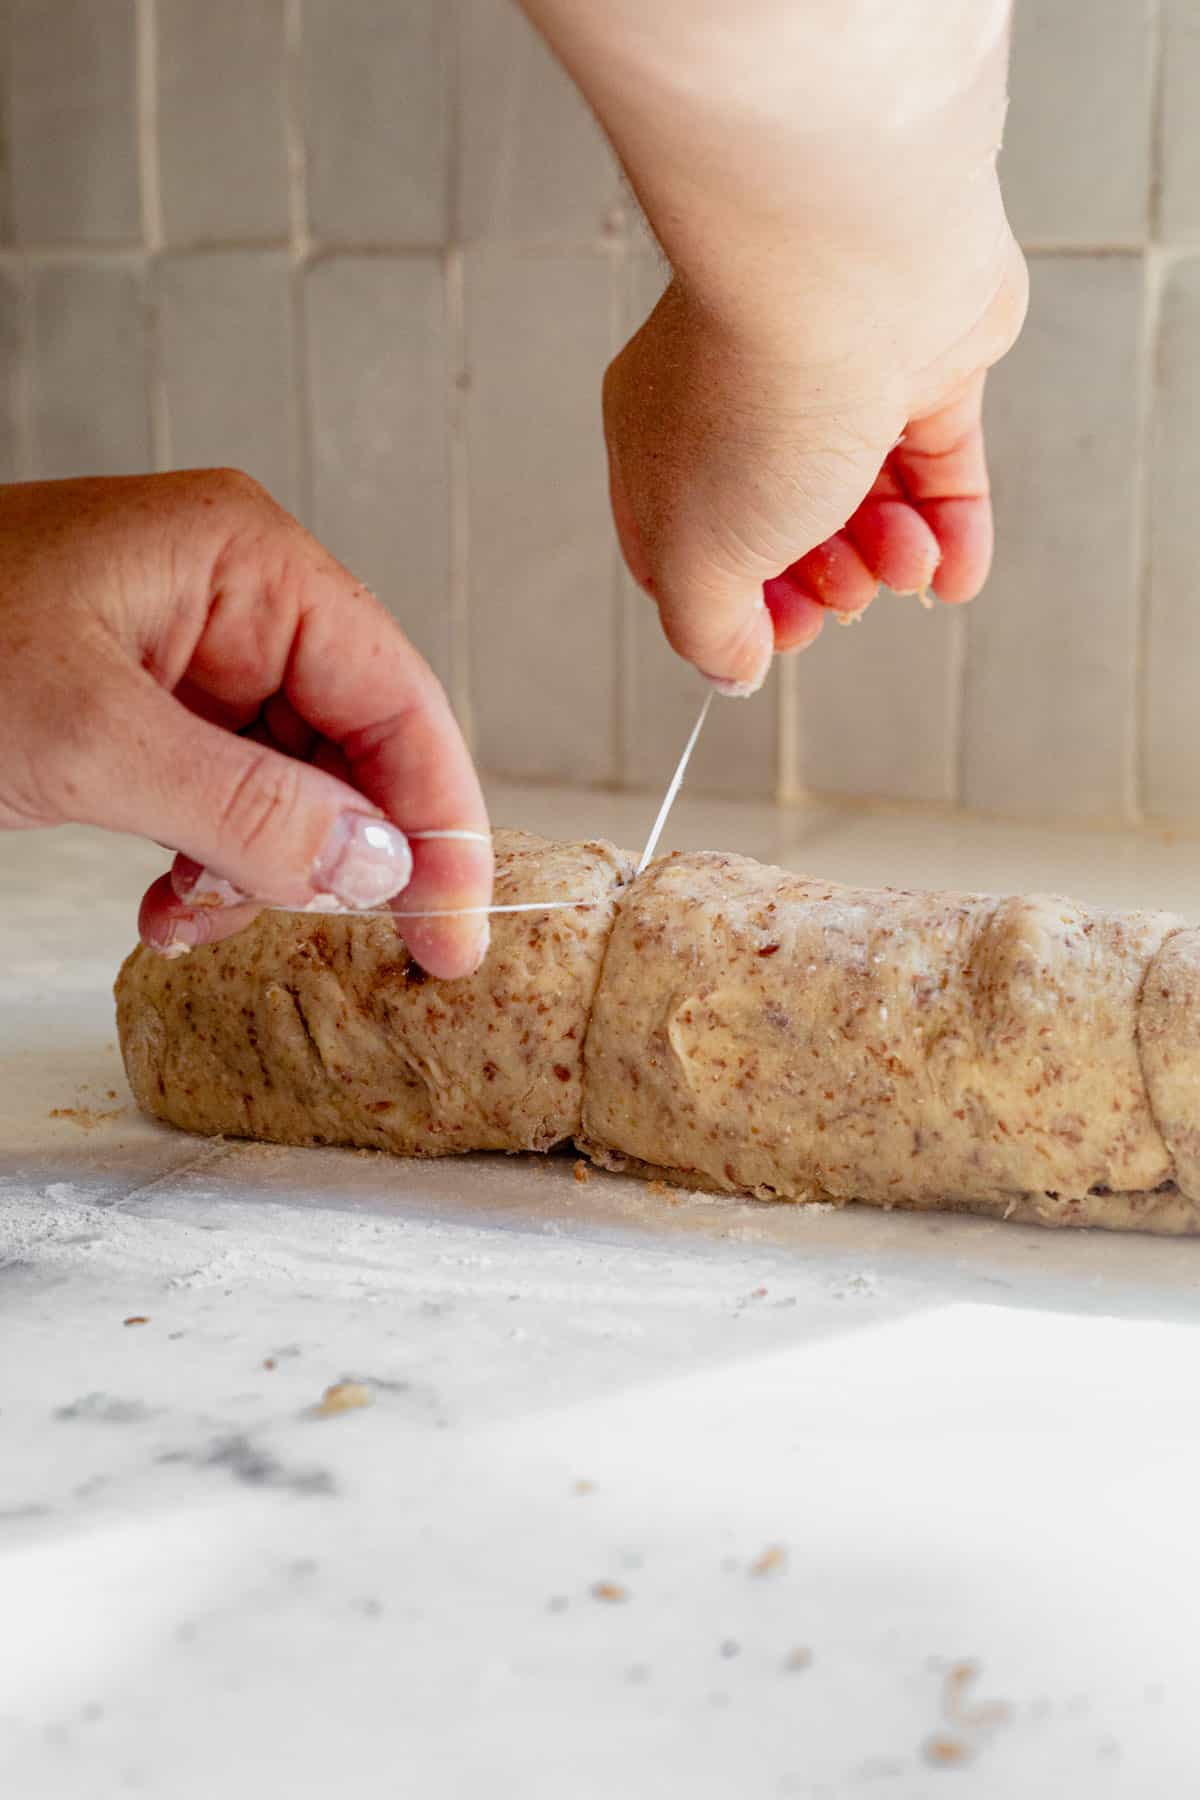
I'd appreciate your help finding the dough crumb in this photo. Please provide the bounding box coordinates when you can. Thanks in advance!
[783,1647,812,1672]
[313,1381,372,1418]
[573,1159,590,1184]
[49,1105,127,1130]
[941,1659,1012,1729]
[591,1580,628,1604]
[923,1736,971,1766]
[749,1543,787,1577]
[123,1315,150,1328]
[573,1478,596,1495]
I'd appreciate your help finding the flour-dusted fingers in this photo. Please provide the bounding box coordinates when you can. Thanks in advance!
[138,871,264,957]
[892,373,994,604]
[782,531,879,618]
[844,497,942,597]
[761,571,826,653]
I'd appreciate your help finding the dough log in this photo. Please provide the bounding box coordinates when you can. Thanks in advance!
[116,838,1200,1233]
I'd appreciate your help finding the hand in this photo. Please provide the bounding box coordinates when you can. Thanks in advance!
[0,471,492,977]
[520,0,1026,689]
[604,244,1028,689]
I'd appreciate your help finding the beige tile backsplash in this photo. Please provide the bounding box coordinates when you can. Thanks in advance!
[465,245,617,785]
[963,254,1144,822]
[306,252,452,681]
[157,249,297,509]
[0,0,1195,823]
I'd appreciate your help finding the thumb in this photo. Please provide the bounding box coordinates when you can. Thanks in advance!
[77,669,413,910]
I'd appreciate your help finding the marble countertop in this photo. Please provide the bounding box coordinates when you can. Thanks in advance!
[4,792,1200,1799]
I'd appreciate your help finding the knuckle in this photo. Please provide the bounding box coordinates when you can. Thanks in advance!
[203,466,269,507]
[215,748,305,865]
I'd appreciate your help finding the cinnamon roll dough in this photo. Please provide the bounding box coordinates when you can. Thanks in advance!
[116,836,1200,1233]
[580,850,1200,1234]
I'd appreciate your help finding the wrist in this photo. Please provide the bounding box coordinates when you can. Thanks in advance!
[663,195,1023,430]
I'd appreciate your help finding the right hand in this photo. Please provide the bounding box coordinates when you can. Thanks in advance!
[604,241,1028,690]
[521,0,1026,690]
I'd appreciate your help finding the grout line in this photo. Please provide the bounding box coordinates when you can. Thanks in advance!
[1131,243,1169,823]
[946,607,969,810]
[1018,242,1151,259]
[2,236,1190,267]
[446,243,474,742]
[14,260,36,481]
[608,228,631,785]
[134,0,165,253]
[443,0,460,246]
[0,235,659,265]
[0,243,149,265]
[1130,2,1168,822]
[134,0,170,470]
[777,654,802,804]
[442,1,472,734]
[283,0,314,520]
[1147,0,1167,243]
[283,0,311,260]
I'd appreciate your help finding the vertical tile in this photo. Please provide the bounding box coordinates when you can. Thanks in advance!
[1159,0,1200,241]
[962,255,1143,821]
[0,268,24,481]
[5,0,140,244]
[794,601,962,805]
[1002,0,1153,247]
[302,0,449,246]
[456,0,623,241]
[27,260,150,478]
[1145,257,1200,816]
[465,247,616,784]
[620,250,778,799]
[157,0,289,245]
[158,252,295,508]
[305,254,450,681]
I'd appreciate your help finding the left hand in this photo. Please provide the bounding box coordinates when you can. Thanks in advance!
[0,471,493,978]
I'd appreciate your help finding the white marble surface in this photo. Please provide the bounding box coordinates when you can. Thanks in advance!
[4,798,1200,1799]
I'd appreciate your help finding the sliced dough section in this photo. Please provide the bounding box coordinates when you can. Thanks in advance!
[116,830,632,1156]
[580,850,1193,1231]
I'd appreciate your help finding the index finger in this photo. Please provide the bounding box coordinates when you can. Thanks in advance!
[281,546,494,978]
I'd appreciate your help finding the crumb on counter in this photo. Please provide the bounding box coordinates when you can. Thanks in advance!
[783,1647,812,1672]
[573,1478,595,1495]
[123,1315,149,1327]
[750,1543,787,1577]
[590,1580,628,1604]
[312,1381,372,1418]
[923,1736,971,1767]
[941,1659,1012,1729]
[49,1105,127,1130]
[573,1160,590,1184]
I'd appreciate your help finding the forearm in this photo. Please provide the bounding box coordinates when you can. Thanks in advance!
[520,0,1014,364]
